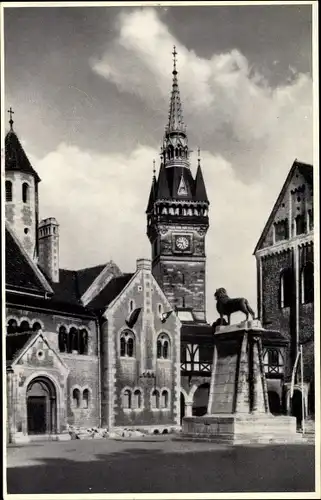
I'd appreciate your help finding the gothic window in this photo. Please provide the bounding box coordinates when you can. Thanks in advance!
[161,390,169,409]
[264,348,283,374]
[301,261,314,304]
[120,330,136,357]
[82,389,90,409]
[175,148,178,157]
[7,319,18,335]
[187,208,193,216]
[122,389,131,409]
[161,207,167,215]
[194,208,198,216]
[279,268,292,308]
[274,219,289,242]
[5,180,12,202]
[22,183,30,203]
[157,333,170,359]
[295,214,306,235]
[158,304,163,317]
[32,322,42,332]
[169,207,174,215]
[129,300,134,313]
[79,329,88,355]
[151,389,160,409]
[19,320,31,333]
[133,389,142,410]
[58,326,68,353]
[72,388,81,408]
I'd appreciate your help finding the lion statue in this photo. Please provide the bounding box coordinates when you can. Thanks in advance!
[214,287,255,325]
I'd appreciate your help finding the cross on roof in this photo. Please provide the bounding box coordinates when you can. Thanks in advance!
[172,45,177,73]
[8,106,14,130]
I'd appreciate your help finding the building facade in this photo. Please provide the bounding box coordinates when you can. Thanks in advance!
[254,160,314,423]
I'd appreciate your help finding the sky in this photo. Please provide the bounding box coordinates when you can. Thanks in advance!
[3,3,314,322]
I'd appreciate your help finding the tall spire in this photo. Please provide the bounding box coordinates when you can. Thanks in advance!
[162,47,189,169]
[167,46,185,133]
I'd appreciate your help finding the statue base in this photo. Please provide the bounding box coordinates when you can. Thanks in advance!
[181,413,303,444]
[181,321,302,444]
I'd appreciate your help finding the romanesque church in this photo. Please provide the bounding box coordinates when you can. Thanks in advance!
[5,49,314,442]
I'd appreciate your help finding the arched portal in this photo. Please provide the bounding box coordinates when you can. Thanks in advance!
[192,383,210,417]
[180,392,186,423]
[26,377,57,435]
[291,389,303,430]
[268,391,281,415]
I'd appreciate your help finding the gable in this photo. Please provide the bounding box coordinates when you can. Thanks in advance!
[10,331,69,375]
[6,225,53,295]
[254,161,313,252]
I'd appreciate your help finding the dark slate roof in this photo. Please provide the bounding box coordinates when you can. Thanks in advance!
[150,161,209,206]
[74,264,106,296]
[5,130,41,182]
[181,322,214,343]
[6,228,48,295]
[261,329,288,345]
[194,164,209,203]
[297,162,313,185]
[88,274,134,310]
[6,332,35,363]
[49,269,82,307]
[146,176,157,212]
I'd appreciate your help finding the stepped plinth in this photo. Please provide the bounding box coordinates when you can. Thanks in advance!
[181,320,302,444]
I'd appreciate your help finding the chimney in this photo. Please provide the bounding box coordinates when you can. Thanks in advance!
[38,217,59,283]
[136,258,151,271]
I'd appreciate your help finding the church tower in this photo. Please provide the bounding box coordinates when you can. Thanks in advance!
[146,48,209,322]
[5,108,41,259]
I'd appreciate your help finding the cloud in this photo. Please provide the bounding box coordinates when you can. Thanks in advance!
[91,8,313,182]
[34,142,274,323]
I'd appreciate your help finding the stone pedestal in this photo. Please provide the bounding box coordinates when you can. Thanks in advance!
[182,321,302,444]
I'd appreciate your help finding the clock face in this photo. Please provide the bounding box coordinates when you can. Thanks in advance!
[175,236,190,251]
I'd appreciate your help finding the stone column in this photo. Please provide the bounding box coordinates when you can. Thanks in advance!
[185,402,193,417]
[6,366,14,443]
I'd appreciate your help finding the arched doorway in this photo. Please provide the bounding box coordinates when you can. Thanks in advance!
[27,377,57,435]
[291,389,303,430]
[268,391,281,415]
[180,393,186,423]
[192,383,210,417]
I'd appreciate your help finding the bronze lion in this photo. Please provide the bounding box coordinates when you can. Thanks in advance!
[214,287,255,325]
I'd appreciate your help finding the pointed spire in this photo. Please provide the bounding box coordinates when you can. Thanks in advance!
[146,159,157,212]
[194,161,209,203]
[156,163,170,199]
[167,46,185,133]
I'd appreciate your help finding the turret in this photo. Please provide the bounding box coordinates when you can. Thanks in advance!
[38,217,60,283]
[5,108,41,259]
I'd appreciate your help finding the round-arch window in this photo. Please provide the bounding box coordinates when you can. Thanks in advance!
[22,183,30,203]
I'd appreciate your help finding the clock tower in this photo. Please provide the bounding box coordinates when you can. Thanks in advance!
[146,47,209,322]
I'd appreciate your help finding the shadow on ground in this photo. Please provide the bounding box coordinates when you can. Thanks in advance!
[7,443,315,494]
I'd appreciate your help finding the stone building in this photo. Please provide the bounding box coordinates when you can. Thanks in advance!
[254,160,314,422]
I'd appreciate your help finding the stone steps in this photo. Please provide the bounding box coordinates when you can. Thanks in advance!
[175,432,309,445]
